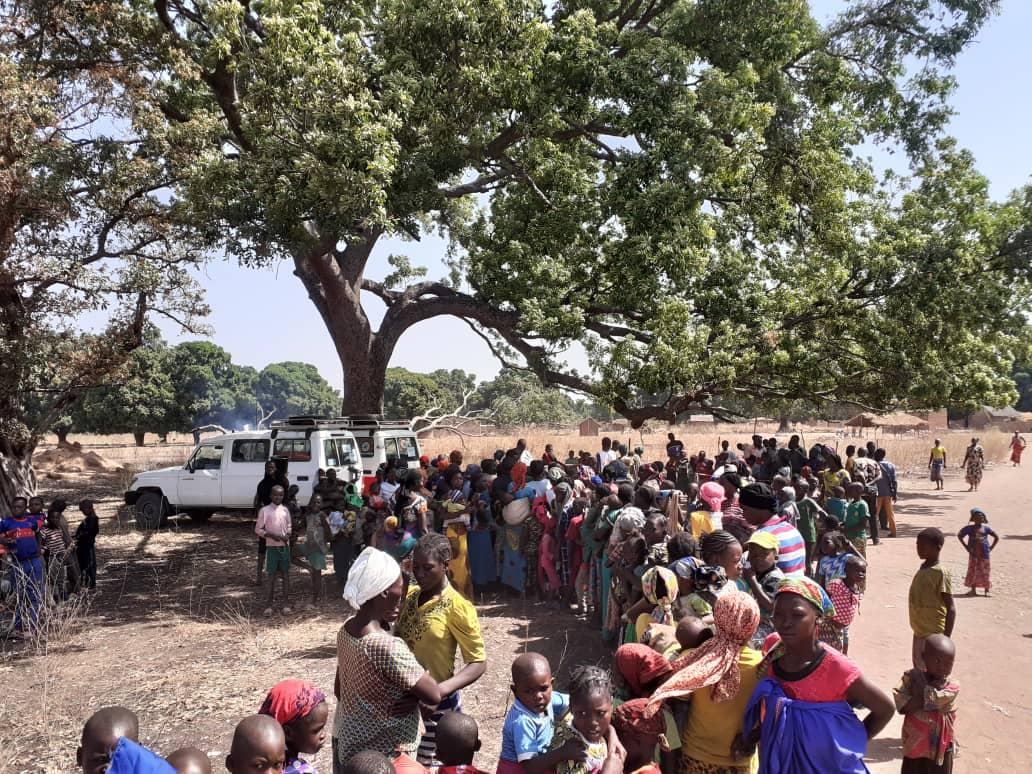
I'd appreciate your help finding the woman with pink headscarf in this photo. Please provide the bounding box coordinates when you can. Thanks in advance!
[646,591,762,774]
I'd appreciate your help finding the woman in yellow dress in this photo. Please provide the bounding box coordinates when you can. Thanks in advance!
[443,501,474,601]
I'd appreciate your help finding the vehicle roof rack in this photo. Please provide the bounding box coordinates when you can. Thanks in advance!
[270,415,413,431]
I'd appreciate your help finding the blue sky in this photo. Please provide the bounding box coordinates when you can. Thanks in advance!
[163,1,1032,391]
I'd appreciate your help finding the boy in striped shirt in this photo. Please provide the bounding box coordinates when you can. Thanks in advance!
[739,482,807,577]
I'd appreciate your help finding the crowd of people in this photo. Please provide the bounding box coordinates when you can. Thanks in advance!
[0,495,100,636]
[7,430,1005,773]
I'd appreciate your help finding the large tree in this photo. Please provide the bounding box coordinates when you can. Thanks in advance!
[126,1,1029,422]
[0,0,206,511]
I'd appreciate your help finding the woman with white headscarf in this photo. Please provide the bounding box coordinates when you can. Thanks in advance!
[333,547,443,772]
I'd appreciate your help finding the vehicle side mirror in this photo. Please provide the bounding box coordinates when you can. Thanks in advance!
[186,461,194,473]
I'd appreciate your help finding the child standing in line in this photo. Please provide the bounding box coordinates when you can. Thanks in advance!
[824,486,847,528]
[815,531,853,588]
[957,507,999,596]
[302,493,331,608]
[909,528,956,669]
[436,712,489,774]
[548,665,614,774]
[794,481,826,576]
[842,483,870,568]
[40,509,72,602]
[742,531,784,649]
[165,747,212,774]
[258,679,329,774]
[77,706,140,774]
[894,634,959,774]
[498,653,572,774]
[820,555,866,654]
[255,484,292,616]
[75,499,100,592]
[225,715,286,774]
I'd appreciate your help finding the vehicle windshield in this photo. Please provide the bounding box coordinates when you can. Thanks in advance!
[187,444,223,470]
[323,437,358,468]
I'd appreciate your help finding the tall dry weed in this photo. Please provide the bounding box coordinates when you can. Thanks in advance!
[421,426,1013,474]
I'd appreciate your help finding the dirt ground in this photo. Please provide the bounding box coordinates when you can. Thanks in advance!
[1,459,1029,773]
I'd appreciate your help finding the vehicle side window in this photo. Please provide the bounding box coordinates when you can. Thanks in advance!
[273,438,311,462]
[192,445,223,470]
[384,437,399,461]
[231,439,270,463]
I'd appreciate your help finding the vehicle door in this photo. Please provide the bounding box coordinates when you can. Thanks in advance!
[395,434,422,470]
[273,436,316,502]
[178,443,225,507]
[222,438,271,509]
[321,435,362,488]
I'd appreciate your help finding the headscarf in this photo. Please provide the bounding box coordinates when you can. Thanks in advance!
[775,576,835,618]
[691,564,727,596]
[670,556,701,580]
[646,591,760,710]
[617,506,646,534]
[615,643,675,697]
[699,481,725,511]
[343,547,401,608]
[259,679,327,726]
[641,566,678,625]
[612,698,669,749]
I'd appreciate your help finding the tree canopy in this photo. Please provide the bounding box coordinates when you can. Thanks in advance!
[382,366,590,425]
[0,0,207,509]
[69,338,341,443]
[255,361,341,421]
[116,0,1031,425]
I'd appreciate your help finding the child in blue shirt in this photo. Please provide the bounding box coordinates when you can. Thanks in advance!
[0,495,44,635]
[499,653,579,774]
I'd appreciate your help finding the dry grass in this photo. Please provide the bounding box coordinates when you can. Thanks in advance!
[420,426,1013,475]
[36,426,1014,480]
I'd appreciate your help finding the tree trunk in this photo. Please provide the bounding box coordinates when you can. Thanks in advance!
[0,448,37,517]
[133,431,146,447]
[777,413,792,433]
[55,426,71,447]
[340,352,389,415]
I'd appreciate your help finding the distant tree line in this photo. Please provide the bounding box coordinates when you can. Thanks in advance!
[46,332,339,447]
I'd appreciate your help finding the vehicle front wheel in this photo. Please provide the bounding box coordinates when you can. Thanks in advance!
[134,492,168,530]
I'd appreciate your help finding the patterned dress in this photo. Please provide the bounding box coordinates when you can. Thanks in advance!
[959,523,996,590]
[332,624,425,772]
[549,715,608,774]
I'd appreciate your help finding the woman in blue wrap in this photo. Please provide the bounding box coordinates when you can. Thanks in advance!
[739,577,894,773]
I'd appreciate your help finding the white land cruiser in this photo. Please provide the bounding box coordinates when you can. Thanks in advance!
[124,417,365,529]
[329,416,423,490]
[124,416,423,529]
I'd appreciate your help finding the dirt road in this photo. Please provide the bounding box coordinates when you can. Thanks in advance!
[852,462,1032,772]
[1,463,1029,772]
